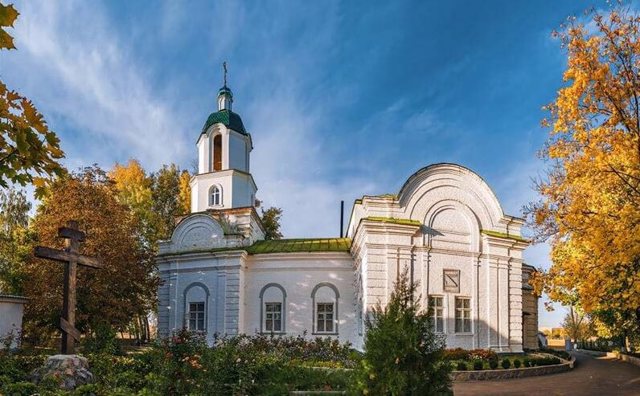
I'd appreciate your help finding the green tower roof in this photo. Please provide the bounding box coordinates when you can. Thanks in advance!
[201,109,247,135]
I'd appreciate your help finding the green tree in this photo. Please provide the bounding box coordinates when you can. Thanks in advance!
[260,207,283,240]
[355,270,451,395]
[150,164,181,241]
[0,3,65,190]
[0,188,32,294]
[23,166,158,344]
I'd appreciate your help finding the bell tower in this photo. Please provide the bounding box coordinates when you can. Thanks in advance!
[190,63,258,213]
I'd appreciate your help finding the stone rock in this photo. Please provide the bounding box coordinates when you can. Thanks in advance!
[31,354,94,390]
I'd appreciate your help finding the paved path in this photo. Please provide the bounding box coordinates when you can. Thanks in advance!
[453,351,640,395]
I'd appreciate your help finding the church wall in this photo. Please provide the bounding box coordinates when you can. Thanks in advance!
[156,253,246,345]
[243,253,360,348]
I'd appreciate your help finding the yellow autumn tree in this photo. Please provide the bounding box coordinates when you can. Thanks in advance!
[178,169,191,214]
[529,7,640,340]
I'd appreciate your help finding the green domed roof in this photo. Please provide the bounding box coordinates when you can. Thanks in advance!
[201,109,247,135]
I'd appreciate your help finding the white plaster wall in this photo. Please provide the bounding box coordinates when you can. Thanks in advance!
[349,163,528,352]
[0,298,26,349]
[231,173,256,208]
[243,253,360,348]
[228,132,249,172]
[157,253,245,345]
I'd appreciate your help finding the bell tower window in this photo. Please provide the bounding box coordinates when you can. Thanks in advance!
[213,134,222,171]
[210,185,222,206]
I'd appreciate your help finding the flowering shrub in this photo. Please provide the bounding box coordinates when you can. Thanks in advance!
[468,349,498,361]
[1,331,359,395]
[443,348,469,361]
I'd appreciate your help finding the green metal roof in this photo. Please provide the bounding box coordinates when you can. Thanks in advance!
[246,238,352,254]
[364,217,422,226]
[158,238,352,257]
[480,230,530,243]
[201,109,247,135]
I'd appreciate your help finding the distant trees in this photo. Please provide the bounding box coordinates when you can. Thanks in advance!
[0,3,64,190]
[528,6,640,345]
[562,307,593,343]
[0,189,32,295]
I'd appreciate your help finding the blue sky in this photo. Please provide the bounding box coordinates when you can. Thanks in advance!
[1,0,606,327]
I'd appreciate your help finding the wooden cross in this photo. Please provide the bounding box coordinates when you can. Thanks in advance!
[34,221,103,354]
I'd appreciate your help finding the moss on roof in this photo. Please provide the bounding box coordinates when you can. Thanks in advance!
[246,238,352,254]
[481,230,529,243]
[364,217,422,227]
[201,109,247,135]
[159,238,352,257]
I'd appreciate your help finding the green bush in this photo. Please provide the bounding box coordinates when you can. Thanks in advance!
[473,360,483,370]
[514,359,521,368]
[531,356,561,366]
[523,358,531,367]
[2,381,39,396]
[456,361,467,371]
[354,271,452,395]
[539,348,570,360]
[501,358,511,369]
[489,359,498,369]
[81,323,123,355]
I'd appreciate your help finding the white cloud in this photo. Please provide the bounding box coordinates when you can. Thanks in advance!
[2,0,189,170]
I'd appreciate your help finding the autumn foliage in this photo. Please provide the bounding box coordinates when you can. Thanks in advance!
[0,3,64,190]
[22,167,158,342]
[529,7,640,340]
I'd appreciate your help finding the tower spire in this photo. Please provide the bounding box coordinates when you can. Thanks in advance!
[223,61,228,87]
[217,61,233,111]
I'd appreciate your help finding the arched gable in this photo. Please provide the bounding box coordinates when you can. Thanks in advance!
[171,213,225,250]
[398,163,505,232]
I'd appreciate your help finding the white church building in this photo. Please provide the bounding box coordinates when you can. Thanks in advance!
[157,81,539,352]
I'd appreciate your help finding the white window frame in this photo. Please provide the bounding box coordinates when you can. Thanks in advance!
[188,301,206,332]
[209,185,222,207]
[455,297,472,333]
[315,302,335,334]
[428,296,444,333]
[259,283,286,334]
[264,302,283,333]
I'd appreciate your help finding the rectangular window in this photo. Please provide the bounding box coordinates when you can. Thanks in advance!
[316,303,334,333]
[265,302,282,332]
[428,296,444,333]
[455,297,471,333]
[188,302,205,331]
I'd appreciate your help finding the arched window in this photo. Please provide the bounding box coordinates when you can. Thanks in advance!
[209,185,222,207]
[259,283,286,334]
[311,283,340,335]
[183,282,209,333]
[213,134,222,171]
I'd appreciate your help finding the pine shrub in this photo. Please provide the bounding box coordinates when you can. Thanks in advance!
[523,358,531,367]
[456,361,467,371]
[501,358,511,369]
[473,360,483,370]
[355,270,452,395]
[489,359,499,369]
[514,359,521,368]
